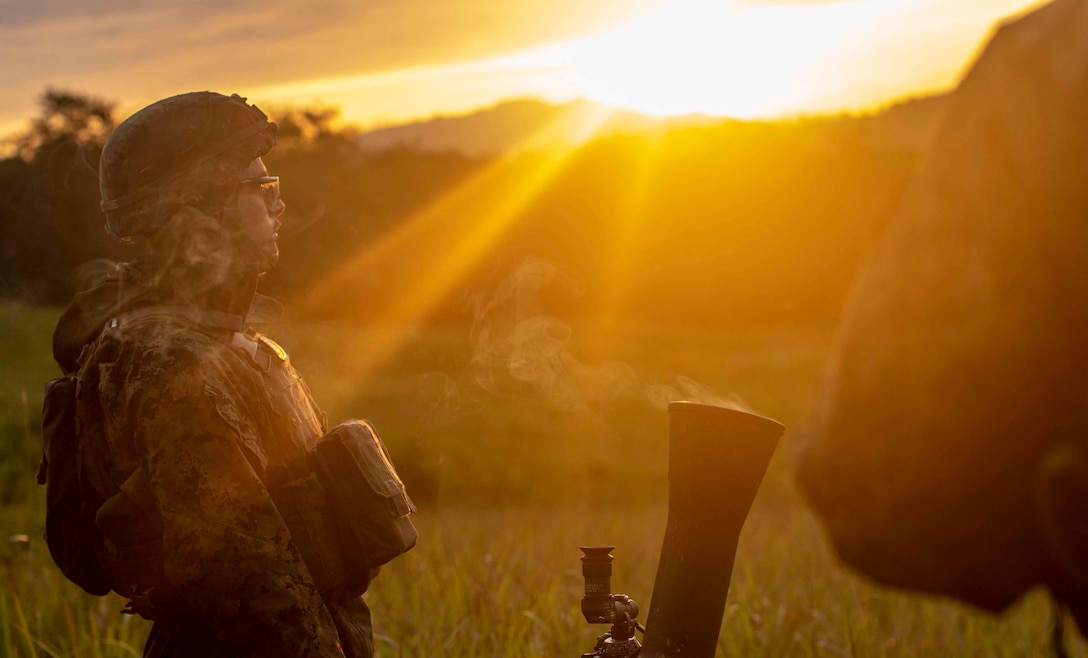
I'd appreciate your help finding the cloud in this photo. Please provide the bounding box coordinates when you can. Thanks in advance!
[0,3,338,127]
[0,0,128,28]
[0,0,657,132]
[0,0,359,27]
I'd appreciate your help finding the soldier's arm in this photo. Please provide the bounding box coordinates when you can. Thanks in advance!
[134,366,345,658]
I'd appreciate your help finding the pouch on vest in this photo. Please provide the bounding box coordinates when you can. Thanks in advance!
[313,420,417,568]
[40,375,112,596]
[270,471,373,598]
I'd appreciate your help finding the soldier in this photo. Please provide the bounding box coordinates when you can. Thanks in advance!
[48,92,381,657]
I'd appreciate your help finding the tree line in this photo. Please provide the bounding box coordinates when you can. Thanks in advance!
[1,89,920,329]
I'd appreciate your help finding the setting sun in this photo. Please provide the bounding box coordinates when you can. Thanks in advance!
[560,0,914,117]
[552,0,1050,118]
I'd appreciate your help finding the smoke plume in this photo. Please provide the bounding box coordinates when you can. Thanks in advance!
[468,256,750,413]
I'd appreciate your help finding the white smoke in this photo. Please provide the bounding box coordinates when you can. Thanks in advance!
[468,256,750,413]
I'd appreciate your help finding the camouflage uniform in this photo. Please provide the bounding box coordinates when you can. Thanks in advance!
[55,263,375,658]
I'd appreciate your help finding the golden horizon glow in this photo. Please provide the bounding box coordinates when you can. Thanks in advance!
[235,0,1050,129]
[0,0,1052,137]
[514,0,1052,118]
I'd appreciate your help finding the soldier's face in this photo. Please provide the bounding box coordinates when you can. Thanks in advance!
[236,158,285,270]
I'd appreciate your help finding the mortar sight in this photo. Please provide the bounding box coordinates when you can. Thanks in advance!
[578,546,645,658]
[580,546,621,623]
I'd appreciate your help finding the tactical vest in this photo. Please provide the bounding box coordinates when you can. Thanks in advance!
[58,306,414,621]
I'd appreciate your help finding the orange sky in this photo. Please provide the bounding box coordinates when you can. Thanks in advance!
[0,0,1050,136]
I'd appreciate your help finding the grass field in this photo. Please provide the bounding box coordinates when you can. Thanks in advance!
[0,302,1084,657]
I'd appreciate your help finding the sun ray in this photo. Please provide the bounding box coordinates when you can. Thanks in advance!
[586,133,663,360]
[300,103,616,384]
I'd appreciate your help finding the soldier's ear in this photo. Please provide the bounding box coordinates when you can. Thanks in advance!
[1033,441,1088,632]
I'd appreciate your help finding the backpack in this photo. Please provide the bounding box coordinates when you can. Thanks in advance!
[38,305,244,597]
[38,372,112,596]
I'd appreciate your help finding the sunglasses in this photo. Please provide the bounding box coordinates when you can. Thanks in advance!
[236,175,281,211]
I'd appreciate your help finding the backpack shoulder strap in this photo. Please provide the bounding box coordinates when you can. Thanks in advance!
[106,305,245,333]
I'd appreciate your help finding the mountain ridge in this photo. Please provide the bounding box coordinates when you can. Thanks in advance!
[356,94,951,157]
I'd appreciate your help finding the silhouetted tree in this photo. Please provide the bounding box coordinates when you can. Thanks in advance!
[10,88,116,164]
[0,89,126,302]
[268,105,353,151]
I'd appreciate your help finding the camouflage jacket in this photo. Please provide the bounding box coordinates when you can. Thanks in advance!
[54,264,374,658]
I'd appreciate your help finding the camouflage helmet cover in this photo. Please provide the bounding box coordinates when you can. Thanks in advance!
[99,91,276,239]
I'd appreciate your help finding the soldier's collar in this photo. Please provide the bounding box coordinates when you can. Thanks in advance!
[245,293,284,325]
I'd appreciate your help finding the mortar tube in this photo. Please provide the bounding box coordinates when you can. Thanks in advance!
[640,402,785,658]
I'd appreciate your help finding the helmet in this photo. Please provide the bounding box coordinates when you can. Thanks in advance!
[99,92,276,240]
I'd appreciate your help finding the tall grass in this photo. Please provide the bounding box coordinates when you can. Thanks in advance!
[1,303,1084,656]
[370,505,1082,657]
[3,504,1081,657]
